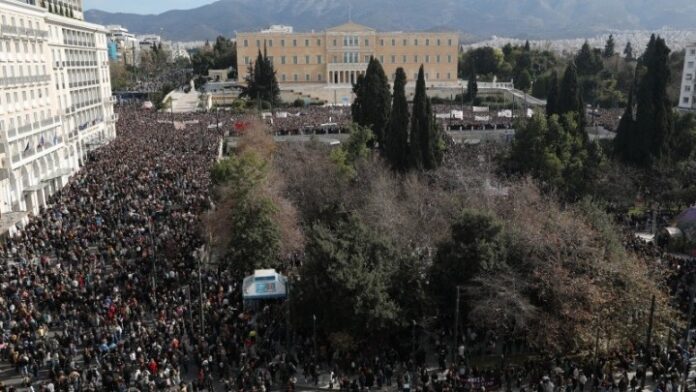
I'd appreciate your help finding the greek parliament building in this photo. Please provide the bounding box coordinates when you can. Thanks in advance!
[236,22,459,86]
[0,0,116,228]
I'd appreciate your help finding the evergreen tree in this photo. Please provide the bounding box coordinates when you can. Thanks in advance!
[351,57,391,147]
[614,35,674,166]
[624,41,634,61]
[385,68,410,171]
[516,69,532,92]
[636,35,673,163]
[546,71,560,117]
[576,41,603,76]
[351,75,365,125]
[240,50,280,105]
[558,62,586,129]
[603,34,616,58]
[410,66,443,170]
[467,60,478,103]
[524,40,531,51]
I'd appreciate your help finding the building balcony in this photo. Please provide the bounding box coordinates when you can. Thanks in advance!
[6,116,61,142]
[10,139,63,169]
[0,25,49,41]
[0,75,52,88]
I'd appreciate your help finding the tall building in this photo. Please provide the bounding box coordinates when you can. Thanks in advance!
[236,22,459,85]
[0,0,115,221]
[106,24,140,66]
[679,43,696,111]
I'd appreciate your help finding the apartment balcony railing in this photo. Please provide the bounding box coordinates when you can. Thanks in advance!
[0,75,52,87]
[6,116,61,140]
[0,25,49,40]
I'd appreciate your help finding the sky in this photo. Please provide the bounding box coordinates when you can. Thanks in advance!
[83,0,217,14]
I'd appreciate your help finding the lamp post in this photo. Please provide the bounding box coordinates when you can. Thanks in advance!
[312,314,317,359]
[452,285,462,364]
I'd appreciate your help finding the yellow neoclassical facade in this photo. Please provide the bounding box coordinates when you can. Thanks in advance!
[236,22,459,85]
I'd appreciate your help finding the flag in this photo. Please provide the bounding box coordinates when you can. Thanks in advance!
[38,136,45,147]
[24,142,30,152]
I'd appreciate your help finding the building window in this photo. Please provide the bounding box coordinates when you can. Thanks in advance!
[365,39,369,47]
[691,49,696,55]
[364,55,370,63]
[437,39,441,46]
[244,56,250,64]
[425,55,430,63]
[414,39,418,46]
[414,55,418,63]
[317,55,322,64]
[282,74,286,82]
[293,39,297,47]
[306,74,310,81]
[392,39,396,46]
[685,97,690,104]
[436,72,440,79]
[333,55,337,63]
[243,39,249,47]
[426,39,430,46]
[403,55,407,63]
[268,39,273,47]
[333,39,337,46]
[305,39,309,47]
[379,56,384,64]
[448,55,452,63]
[293,56,298,64]
[294,74,298,82]
[448,39,453,46]
[403,39,407,46]
[391,55,396,64]
[317,39,321,46]
[281,56,286,65]
[689,62,695,68]
[436,55,441,63]
[380,39,384,46]
[318,74,322,81]
[447,73,451,80]
[256,40,260,47]
[687,85,692,92]
[305,55,310,64]
[281,39,285,47]
[688,74,693,81]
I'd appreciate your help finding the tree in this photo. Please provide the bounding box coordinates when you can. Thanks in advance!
[615,35,674,166]
[430,210,506,310]
[576,41,603,76]
[466,60,478,102]
[546,71,560,117]
[603,34,616,58]
[385,68,410,171]
[293,217,400,340]
[515,69,532,92]
[410,66,443,170]
[524,40,531,52]
[240,50,280,105]
[459,47,503,77]
[351,57,391,147]
[624,41,634,61]
[558,62,586,130]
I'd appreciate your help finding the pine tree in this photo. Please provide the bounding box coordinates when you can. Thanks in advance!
[576,41,602,76]
[624,42,634,61]
[603,34,615,58]
[516,69,532,92]
[241,50,280,105]
[351,57,391,147]
[546,71,560,117]
[385,68,410,171]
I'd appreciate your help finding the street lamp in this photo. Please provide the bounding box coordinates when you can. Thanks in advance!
[313,314,317,359]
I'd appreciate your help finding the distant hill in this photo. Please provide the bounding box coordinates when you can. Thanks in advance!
[85,0,696,42]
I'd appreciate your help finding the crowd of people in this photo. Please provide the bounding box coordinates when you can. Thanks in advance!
[0,108,299,391]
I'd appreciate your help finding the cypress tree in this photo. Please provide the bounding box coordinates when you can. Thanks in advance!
[558,62,585,129]
[524,40,531,52]
[351,58,391,147]
[410,66,442,170]
[467,61,478,103]
[351,75,365,125]
[241,49,280,105]
[546,71,560,117]
[603,34,615,58]
[624,42,634,61]
[613,74,637,162]
[410,67,427,170]
[576,41,602,76]
[385,68,410,171]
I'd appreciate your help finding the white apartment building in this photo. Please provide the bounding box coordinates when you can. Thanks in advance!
[0,0,115,225]
[679,43,696,111]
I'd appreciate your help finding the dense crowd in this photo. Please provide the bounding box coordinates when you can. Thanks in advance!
[0,109,298,391]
